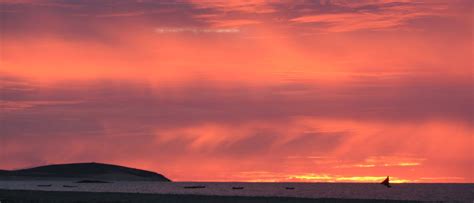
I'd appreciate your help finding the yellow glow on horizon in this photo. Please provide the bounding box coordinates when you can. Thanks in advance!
[288,174,411,183]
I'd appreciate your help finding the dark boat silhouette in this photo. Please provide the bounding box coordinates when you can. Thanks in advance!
[232,187,244,190]
[285,187,295,190]
[37,184,52,187]
[381,176,391,188]
[62,185,78,188]
[76,180,110,183]
[183,185,206,189]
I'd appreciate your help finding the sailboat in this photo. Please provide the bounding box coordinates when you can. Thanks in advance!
[381,176,391,188]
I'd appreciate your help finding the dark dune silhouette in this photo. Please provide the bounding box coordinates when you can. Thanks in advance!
[0,162,171,182]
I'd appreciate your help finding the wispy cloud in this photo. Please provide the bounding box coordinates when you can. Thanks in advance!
[96,11,147,18]
[0,100,83,111]
[154,27,240,34]
[290,2,444,32]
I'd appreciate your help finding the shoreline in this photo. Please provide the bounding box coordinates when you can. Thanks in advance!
[0,189,423,203]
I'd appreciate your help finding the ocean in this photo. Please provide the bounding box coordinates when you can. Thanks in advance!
[0,181,472,202]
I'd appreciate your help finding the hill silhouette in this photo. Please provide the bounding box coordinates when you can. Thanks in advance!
[0,162,171,181]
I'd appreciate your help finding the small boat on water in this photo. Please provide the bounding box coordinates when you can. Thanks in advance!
[183,185,206,189]
[37,184,52,187]
[381,176,391,188]
[232,187,244,190]
[62,185,78,188]
[285,187,295,190]
[76,180,110,183]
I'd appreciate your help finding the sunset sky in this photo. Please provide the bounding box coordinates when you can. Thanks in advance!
[0,0,472,183]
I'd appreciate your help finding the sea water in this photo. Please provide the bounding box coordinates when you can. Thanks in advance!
[0,181,472,202]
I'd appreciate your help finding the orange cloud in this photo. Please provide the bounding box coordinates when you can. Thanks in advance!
[0,0,472,183]
[290,3,446,32]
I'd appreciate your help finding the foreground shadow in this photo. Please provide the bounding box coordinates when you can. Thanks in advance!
[0,189,421,203]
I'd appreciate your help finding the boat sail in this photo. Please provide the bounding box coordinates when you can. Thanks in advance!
[381,176,391,188]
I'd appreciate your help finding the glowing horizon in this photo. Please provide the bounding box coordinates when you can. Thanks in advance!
[0,0,472,183]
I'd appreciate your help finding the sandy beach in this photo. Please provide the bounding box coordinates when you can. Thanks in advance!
[0,189,423,203]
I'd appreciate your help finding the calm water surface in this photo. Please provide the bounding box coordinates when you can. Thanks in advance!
[0,181,472,202]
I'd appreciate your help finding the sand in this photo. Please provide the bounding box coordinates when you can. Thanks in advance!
[0,189,424,203]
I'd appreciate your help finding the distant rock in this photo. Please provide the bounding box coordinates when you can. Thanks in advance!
[0,162,171,182]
